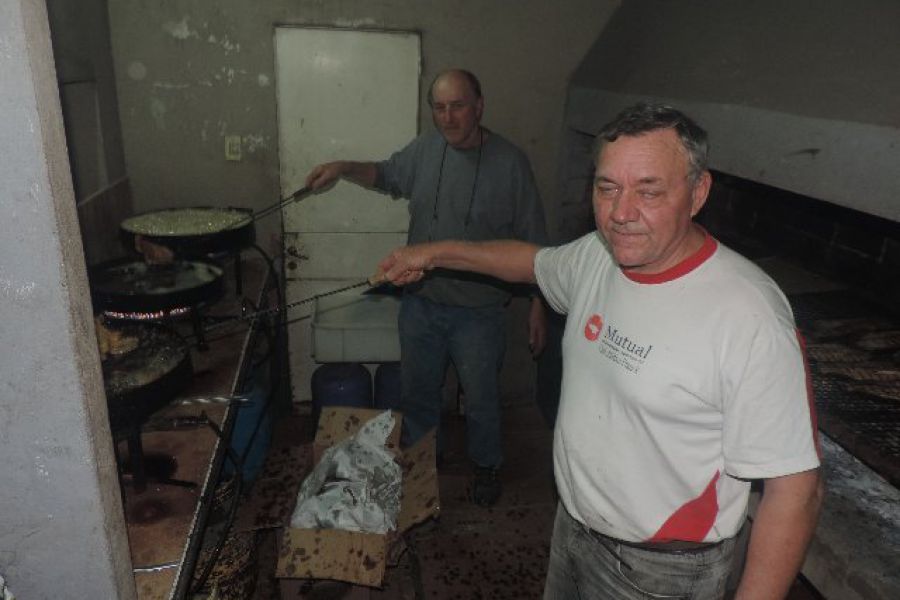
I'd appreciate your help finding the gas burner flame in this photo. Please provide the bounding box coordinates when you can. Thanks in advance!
[104,306,192,321]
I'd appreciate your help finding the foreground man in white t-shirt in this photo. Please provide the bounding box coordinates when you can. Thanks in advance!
[376,103,824,600]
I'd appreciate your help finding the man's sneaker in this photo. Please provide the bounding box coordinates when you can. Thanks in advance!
[471,466,502,507]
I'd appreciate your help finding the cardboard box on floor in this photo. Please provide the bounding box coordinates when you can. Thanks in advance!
[276,406,439,594]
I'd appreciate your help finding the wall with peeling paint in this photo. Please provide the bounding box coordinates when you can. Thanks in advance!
[107,1,619,254]
[105,1,618,404]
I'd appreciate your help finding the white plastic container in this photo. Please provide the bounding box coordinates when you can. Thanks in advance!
[311,293,401,362]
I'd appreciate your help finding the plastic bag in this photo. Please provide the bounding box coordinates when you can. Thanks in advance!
[290,410,401,534]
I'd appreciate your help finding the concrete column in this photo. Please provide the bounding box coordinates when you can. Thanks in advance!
[0,1,135,598]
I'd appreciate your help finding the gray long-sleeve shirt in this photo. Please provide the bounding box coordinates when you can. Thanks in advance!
[376,128,547,307]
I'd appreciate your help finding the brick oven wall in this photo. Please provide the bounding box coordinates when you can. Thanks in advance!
[700,173,900,314]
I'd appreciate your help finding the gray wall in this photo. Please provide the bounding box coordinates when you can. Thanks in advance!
[46,0,133,267]
[47,0,126,200]
[561,0,900,229]
[107,0,620,250]
[572,0,900,128]
[0,1,134,597]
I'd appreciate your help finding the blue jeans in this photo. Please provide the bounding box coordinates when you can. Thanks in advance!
[544,503,737,600]
[397,294,505,468]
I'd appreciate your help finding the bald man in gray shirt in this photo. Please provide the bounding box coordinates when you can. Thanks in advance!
[306,69,548,507]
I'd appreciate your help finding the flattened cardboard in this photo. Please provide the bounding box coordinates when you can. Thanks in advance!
[397,429,439,531]
[277,528,386,587]
[275,406,439,588]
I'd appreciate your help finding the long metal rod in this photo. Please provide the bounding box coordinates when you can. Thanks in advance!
[225,277,370,324]
[186,278,377,345]
[238,186,312,224]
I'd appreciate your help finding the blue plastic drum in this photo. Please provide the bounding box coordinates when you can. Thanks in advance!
[374,362,402,411]
[310,363,372,429]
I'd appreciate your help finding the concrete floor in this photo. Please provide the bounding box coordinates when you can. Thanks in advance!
[237,397,823,599]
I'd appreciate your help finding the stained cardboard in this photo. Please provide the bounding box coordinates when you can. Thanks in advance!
[274,406,439,589]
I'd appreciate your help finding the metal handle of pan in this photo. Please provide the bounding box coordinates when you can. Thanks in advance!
[246,186,312,223]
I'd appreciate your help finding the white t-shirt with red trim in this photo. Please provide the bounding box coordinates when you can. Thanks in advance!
[534,231,820,543]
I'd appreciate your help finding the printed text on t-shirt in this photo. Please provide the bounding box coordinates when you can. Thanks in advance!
[584,313,652,374]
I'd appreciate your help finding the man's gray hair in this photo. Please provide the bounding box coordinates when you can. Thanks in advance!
[595,103,709,183]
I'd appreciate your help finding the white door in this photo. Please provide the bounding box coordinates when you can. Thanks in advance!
[275,27,420,402]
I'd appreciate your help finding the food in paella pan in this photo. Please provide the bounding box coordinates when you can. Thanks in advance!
[134,235,175,264]
[121,207,250,237]
[95,317,139,359]
[101,325,188,396]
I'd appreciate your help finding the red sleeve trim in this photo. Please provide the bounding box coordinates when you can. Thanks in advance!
[795,330,823,459]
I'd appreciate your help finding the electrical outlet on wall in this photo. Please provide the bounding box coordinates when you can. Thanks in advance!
[225,135,242,161]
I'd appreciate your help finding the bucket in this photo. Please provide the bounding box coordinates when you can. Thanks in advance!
[223,382,271,486]
[374,362,402,411]
[311,363,372,430]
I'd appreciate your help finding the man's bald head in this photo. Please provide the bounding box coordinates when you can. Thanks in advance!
[427,69,482,106]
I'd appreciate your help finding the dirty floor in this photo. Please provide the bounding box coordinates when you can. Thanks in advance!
[229,396,823,599]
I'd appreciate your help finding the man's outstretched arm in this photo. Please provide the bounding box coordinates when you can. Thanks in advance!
[378,240,541,286]
[306,160,378,190]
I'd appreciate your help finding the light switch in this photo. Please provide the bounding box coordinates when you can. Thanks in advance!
[225,135,242,161]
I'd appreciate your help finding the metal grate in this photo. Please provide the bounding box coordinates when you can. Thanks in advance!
[790,290,900,488]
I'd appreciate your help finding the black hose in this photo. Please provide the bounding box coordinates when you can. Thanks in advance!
[189,419,245,595]
[250,244,284,316]
[238,244,287,468]
[185,244,286,596]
